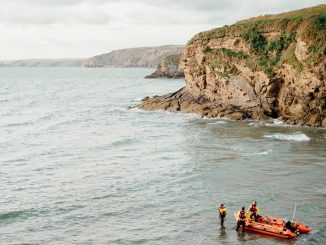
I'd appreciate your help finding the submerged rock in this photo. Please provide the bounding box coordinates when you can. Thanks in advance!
[137,5,326,127]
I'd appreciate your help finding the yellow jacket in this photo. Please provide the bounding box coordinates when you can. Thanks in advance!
[218,207,227,215]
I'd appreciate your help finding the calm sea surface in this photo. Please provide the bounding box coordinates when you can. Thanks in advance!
[0,67,325,245]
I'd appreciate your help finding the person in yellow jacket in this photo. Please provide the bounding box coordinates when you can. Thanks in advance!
[218,204,227,226]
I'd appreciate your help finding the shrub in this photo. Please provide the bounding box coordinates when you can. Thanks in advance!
[243,28,267,52]
[221,48,248,59]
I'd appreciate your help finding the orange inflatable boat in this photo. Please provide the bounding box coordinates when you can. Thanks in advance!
[234,212,297,239]
[259,216,311,233]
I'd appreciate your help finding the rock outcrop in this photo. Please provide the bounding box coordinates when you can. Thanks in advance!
[84,45,184,68]
[136,5,326,127]
[145,52,184,79]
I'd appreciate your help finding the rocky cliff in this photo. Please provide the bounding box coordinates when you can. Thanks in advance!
[84,45,184,68]
[145,52,184,79]
[137,5,326,127]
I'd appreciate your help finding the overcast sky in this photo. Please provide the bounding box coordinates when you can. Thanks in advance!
[1,0,324,60]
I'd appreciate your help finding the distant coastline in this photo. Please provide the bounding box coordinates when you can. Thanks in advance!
[84,45,184,68]
[0,45,184,69]
[0,58,86,67]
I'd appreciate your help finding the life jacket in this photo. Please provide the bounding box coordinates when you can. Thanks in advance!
[249,206,257,214]
[219,207,226,216]
[248,205,260,214]
[239,210,246,221]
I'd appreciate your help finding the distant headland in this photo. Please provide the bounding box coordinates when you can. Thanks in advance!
[0,46,185,79]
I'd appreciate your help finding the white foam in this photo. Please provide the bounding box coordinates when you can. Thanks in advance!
[249,119,296,127]
[109,106,128,113]
[316,187,326,195]
[131,97,143,102]
[254,150,272,155]
[128,107,152,113]
[249,119,304,128]
[272,119,285,125]
[208,121,227,125]
[264,132,311,141]
[244,150,272,156]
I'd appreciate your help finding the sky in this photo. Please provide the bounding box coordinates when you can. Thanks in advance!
[0,0,324,60]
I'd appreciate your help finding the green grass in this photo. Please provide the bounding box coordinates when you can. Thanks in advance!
[237,4,326,24]
[243,28,267,52]
[186,5,325,78]
[241,28,298,77]
[221,48,248,59]
[278,43,303,71]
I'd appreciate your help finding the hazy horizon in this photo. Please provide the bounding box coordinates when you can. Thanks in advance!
[1,0,325,60]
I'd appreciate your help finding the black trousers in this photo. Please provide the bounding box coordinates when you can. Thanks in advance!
[250,213,257,220]
[236,220,245,231]
[219,214,226,225]
[285,221,296,232]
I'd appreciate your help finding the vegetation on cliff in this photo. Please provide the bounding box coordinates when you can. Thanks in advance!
[188,4,325,78]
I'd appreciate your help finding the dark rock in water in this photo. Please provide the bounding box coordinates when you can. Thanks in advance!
[141,96,150,101]
[145,53,184,79]
[137,5,326,127]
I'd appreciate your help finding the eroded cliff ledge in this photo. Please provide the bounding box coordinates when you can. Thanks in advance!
[137,5,326,127]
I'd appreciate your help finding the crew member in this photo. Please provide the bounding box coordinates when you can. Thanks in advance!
[249,203,258,220]
[248,201,260,221]
[236,207,246,232]
[283,218,300,235]
[218,204,227,226]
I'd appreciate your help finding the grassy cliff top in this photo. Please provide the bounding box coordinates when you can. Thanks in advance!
[189,4,326,45]
[187,5,325,76]
[237,4,326,24]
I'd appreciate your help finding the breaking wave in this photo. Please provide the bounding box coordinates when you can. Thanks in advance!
[264,132,310,141]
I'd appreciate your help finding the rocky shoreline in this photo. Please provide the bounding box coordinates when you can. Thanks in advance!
[137,87,271,121]
[136,5,326,127]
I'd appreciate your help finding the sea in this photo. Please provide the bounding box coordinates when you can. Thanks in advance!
[0,67,325,245]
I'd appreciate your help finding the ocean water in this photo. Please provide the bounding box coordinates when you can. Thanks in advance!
[0,67,325,245]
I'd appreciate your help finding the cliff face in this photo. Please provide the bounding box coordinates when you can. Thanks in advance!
[145,52,184,79]
[137,5,326,127]
[84,45,184,68]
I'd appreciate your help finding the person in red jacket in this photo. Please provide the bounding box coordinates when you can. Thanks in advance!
[249,203,258,220]
[236,207,246,232]
[248,201,261,221]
